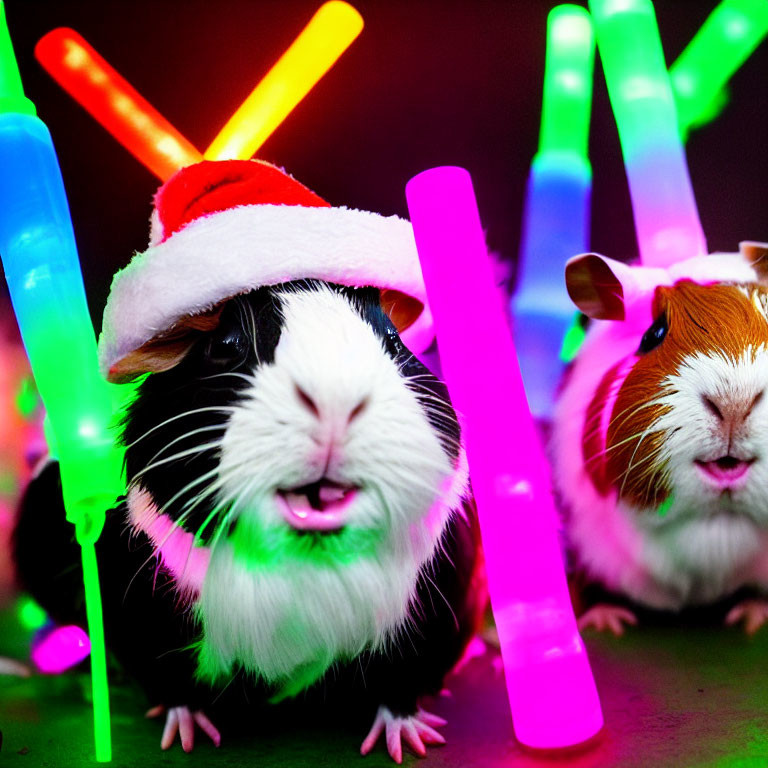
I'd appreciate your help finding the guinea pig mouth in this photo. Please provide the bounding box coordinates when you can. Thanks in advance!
[695,456,755,489]
[276,479,359,532]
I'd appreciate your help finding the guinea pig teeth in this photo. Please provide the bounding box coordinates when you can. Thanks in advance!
[281,479,356,512]
[317,484,350,505]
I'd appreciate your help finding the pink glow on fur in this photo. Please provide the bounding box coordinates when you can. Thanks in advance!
[406,166,603,749]
[127,486,210,599]
[597,355,636,475]
[552,306,660,603]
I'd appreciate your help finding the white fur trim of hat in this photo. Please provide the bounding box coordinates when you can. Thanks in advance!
[98,160,434,379]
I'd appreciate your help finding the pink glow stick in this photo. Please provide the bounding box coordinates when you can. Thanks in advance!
[32,625,91,674]
[406,166,603,749]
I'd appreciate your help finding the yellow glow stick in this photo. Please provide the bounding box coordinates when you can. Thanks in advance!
[205,1,363,161]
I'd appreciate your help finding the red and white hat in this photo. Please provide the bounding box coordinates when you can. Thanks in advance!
[98,159,434,382]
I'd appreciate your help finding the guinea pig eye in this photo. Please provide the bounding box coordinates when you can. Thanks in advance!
[383,321,404,357]
[638,312,668,355]
[205,326,248,367]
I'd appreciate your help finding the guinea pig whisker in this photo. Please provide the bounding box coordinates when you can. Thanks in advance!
[612,448,662,485]
[165,465,246,527]
[141,462,248,542]
[133,440,224,481]
[617,439,664,499]
[591,428,660,461]
[124,405,238,449]
[581,396,665,445]
[199,371,257,386]
[142,424,226,467]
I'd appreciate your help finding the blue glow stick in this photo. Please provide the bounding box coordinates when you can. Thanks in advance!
[512,6,594,418]
[0,1,116,760]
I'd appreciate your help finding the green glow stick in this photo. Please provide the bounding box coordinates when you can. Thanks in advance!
[670,0,768,137]
[589,0,706,268]
[0,3,33,117]
[17,595,47,631]
[539,4,595,159]
[0,2,126,760]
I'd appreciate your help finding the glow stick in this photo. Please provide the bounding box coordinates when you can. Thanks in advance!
[35,28,202,181]
[17,595,48,631]
[589,0,707,269]
[204,1,363,160]
[32,625,91,674]
[0,3,119,759]
[406,166,603,749]
[513,5,594,417]
[670,0,768,137]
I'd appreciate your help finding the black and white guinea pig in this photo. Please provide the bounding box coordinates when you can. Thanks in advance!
[14,279,485,762]
[551,242,768,635]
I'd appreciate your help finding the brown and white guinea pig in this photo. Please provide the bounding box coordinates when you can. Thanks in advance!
[13,161,485,762]
[551,241,768,635]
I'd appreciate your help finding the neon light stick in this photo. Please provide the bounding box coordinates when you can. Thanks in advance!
[32,625,91,674]
[406,166,603,749]
[35,28,202,181]
[204,1,363,160]
[0,3,119,760]
[513,5,594,417]
[17,595,48,631]
[670,0,768,137]
[589,0,706,269]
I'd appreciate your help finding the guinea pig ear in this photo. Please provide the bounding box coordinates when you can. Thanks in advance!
[380,289,424,334]
[565,253,628,321]
[107,304,226,383]
[739,241,768,281]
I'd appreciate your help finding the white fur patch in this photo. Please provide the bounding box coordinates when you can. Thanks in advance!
[195,287,468,693]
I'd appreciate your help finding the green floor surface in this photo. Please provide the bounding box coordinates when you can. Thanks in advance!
[2,605,768,767]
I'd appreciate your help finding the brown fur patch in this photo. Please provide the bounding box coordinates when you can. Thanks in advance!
[606,281,768,509]
[583,360,625,496]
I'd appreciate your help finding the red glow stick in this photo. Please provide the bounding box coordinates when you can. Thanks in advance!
[35,28,202,181]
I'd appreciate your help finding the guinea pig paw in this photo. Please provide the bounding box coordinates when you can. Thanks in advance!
[578,604,638,636]
[725,599,768,635]
[360,705,446,763]
[155,705,221,752]
[0,657,31,677]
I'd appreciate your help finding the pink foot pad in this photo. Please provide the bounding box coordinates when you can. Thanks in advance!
[147,705,221,752]
[578,604,638,636]
[0,656,31,676]
[360,705,447,763]
[725,599,768,635]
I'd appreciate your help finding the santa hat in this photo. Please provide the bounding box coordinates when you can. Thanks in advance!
[98,159,434,382]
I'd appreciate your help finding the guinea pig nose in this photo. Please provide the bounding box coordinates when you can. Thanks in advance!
[702,391,763,424]
[295,384,320,418]
[347,397,369,424]
[702,395,724,421]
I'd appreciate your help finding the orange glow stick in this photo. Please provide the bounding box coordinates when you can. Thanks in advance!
[35,28,202,181]
[204,1,363,161]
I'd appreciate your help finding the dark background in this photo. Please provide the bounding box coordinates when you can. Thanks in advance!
[2,0,767,331]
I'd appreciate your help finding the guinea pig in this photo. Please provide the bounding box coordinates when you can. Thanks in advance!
[13,161,485,762]
[551,242,768,635]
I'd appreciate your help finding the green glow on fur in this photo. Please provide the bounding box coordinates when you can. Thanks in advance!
[560,312,587,362]
[658,494,674,517]
[230,512,386,570]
